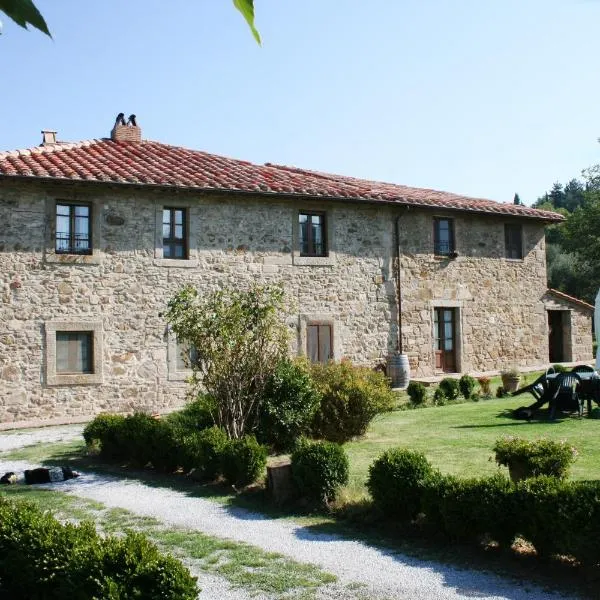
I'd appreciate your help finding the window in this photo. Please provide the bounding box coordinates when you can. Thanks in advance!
[505,224,523,259]
[307,324,332,363]
[55,203,92,254]
[163,208,187,259]
[299,212,327,257]
[45,321,103,385]
[176,340,198,371]
[56,332,93,374]
[433,218,454,256]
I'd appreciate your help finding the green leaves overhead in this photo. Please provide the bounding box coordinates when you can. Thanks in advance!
[0,0,50,36]
[233,0,261,44]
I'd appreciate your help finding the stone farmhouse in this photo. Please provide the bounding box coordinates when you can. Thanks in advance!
[0,116,593,425]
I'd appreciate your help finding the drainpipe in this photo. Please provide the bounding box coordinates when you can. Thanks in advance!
[394,213,403,354]
[389,209,410,388]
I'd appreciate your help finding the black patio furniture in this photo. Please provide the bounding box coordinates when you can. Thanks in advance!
[511,368,600,420]
[548,372,583,420]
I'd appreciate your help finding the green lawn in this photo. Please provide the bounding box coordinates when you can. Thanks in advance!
[344,393,600,498]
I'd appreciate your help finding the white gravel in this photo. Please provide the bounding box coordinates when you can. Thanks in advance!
[0,425,577,600]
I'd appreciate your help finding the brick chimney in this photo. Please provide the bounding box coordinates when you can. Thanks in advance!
[41,130,57,146]
[111,113,141,142]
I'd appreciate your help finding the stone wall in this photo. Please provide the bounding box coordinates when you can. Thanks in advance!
[542,291,593,364]
[0,181,557,423]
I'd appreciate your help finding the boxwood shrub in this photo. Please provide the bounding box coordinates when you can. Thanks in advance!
[220,435,268,487]
[0,497,198,599]
[406,382,427,407]
[291,440,349,506]
[367,447,436,521]
[83,413,127,460]
[422,473,516,546]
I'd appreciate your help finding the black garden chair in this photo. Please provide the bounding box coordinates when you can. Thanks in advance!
[549,372,583,420]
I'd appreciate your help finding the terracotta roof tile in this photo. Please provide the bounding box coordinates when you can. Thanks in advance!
[0,138,563,222]
[546,289,594,311]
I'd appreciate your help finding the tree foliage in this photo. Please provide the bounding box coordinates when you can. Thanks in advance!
[0,0,259,42]
[165,284,288,439]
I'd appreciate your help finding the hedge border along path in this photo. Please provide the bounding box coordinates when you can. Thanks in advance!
[0,425,575,600]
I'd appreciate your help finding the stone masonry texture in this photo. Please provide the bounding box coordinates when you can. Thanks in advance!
[0,181,592,424]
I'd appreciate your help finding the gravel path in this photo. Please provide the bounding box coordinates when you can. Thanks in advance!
[0,425,577,600]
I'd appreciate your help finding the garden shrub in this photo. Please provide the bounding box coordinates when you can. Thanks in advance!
[406,382,427,407]
[257,358,321,452]
[220,435,268,487]
[493,437,578,480]
[117,412,165,468]
[144,419,181,473]
[367,447,436,521]
[552,363,568,373]
[182,425,229,480]
[422,473,516,546]
[0,497,198,599]
[311,360,395,443]
[477,376,492,397]
[433,387,446,406]
[495,386,507,398]
[291,440,349,505]
[165,394,215,433]
[83,413,126,459]
[458,374,477,399]
[437,378,460,402]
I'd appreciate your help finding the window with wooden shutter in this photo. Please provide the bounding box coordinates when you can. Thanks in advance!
[307,324,332,363]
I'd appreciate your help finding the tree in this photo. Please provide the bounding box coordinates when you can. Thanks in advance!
[0,0,260,43]
[513,193,522,205]
[164,284,288,439]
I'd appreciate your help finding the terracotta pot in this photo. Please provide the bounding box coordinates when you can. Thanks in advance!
[501,375,521,393]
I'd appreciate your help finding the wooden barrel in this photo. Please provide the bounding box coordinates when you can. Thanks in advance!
[388,353,410,389]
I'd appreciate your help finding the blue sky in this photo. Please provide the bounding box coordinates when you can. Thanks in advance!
[2,0,600,205]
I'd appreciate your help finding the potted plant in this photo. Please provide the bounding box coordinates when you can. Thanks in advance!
[493,437,578,482]
[500,367,521,393]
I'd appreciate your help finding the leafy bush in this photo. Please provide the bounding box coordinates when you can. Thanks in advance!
[367,447,436,521]
[458,374,477,399]
[433,387,446,406]
[422,473,516,546]
[257,359,321,452]
[406,382,427,407]
[495,386,507,398]
[311,360,395,443]
[552,363,568,373]
[165,395,215,433]
[83,413,126,456]
[291,440,349,505]
[0,497,198,599]
[437,378,460,402]
[183,426,229,480]
[220,435,268,487]
[477,376,491,397]
[493,437,578,480]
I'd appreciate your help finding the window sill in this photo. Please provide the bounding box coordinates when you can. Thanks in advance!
[45,253,102,265]
[168,371,192,382]
[47,373,103,386]
[153,258,199,268]
[293,253,336,266]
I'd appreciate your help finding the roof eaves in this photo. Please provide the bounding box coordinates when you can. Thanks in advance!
[546,288,594,311]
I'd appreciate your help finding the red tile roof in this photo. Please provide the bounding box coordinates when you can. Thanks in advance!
[0,138,563,222]
[546,289,594,311]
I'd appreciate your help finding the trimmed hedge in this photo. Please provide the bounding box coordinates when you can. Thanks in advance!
[0,497,198,599]
[291,440,349,505]
[406,382,427,407]
[221,435,268,487]
[367,448,436,521]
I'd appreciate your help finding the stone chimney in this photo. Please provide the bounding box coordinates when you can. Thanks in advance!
[41,130,57,146]
[110,113,141,142]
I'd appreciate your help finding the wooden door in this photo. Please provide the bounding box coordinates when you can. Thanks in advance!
[434,308,457,372]
[307,324,332,363]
